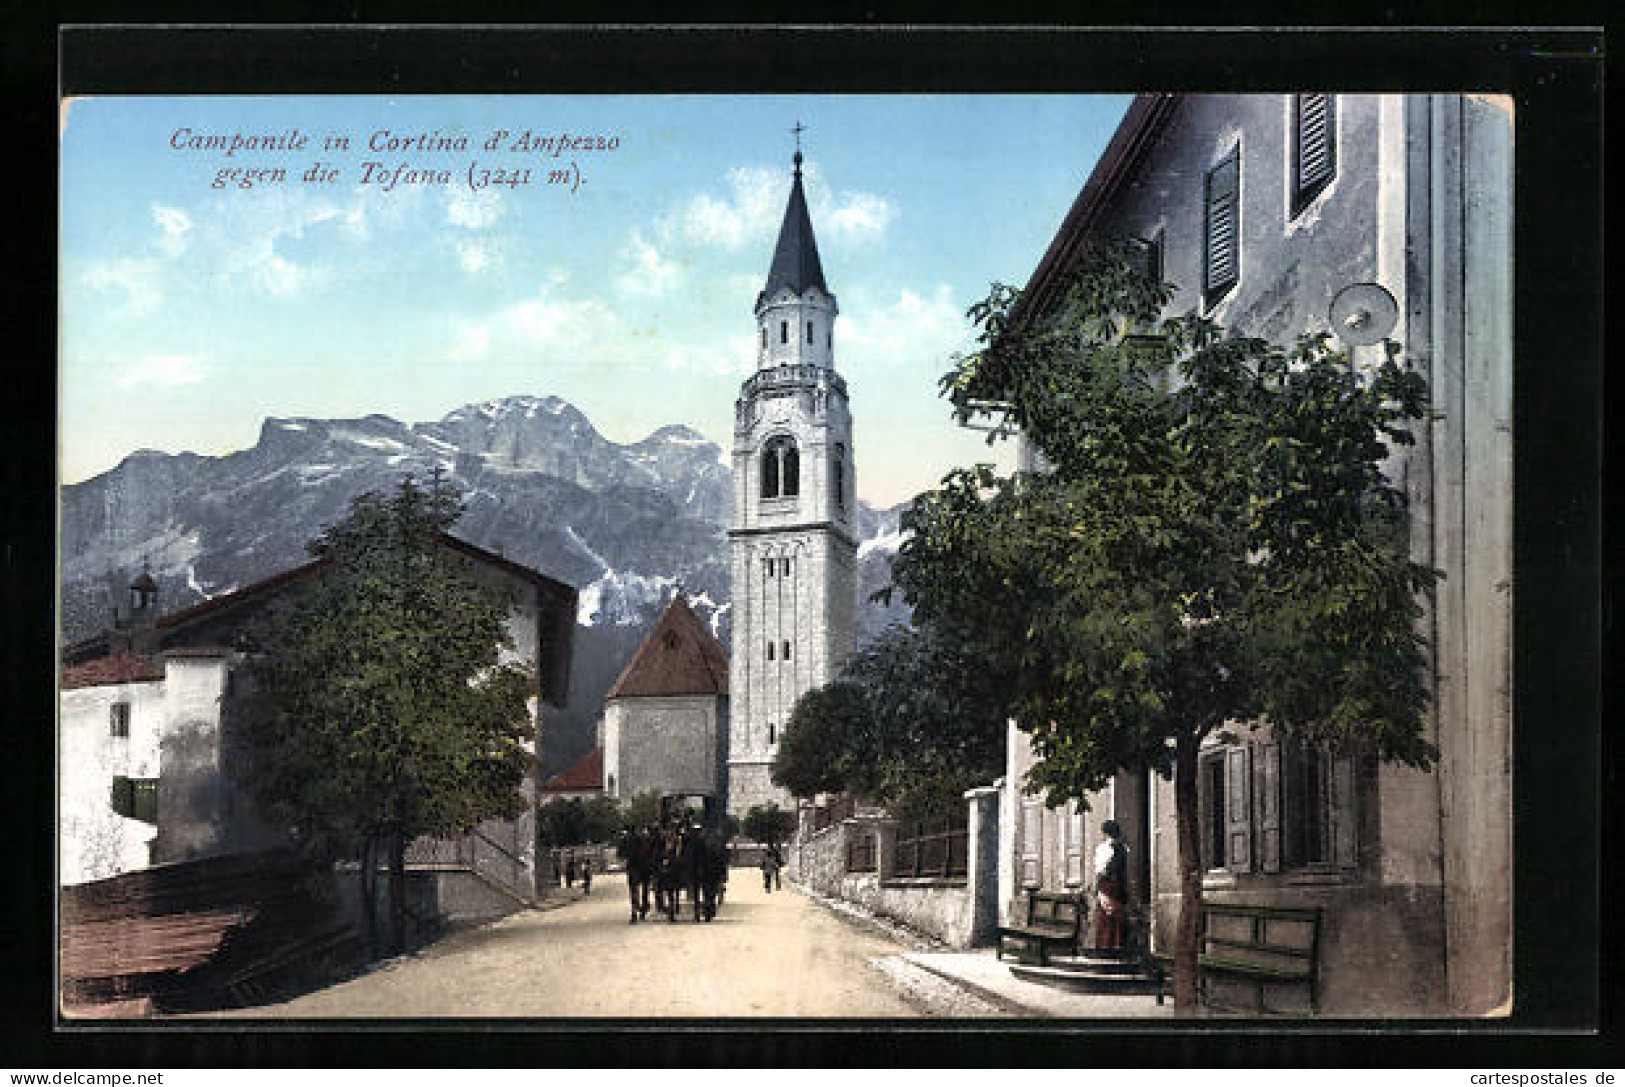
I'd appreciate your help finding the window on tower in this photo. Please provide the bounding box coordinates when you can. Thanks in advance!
[807,320,814,344]
[782,445,799,496]
[761,437,798,499]
[780,320,788,344]
[768,723,777,745]
[766,640,775,661]
[761,327,767,349]
[782,639,791,660]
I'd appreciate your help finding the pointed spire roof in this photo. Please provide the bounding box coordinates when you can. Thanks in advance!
[762,152,828,299]
[605,596,729,699]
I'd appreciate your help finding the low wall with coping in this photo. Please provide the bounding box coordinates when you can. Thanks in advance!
[789,787,999,949]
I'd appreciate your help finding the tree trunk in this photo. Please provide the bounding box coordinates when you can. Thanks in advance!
[1173,732,1204,1012]
[358,835,379,957]
[387,831,406,955]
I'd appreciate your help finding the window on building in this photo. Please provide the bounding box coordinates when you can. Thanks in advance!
[761,437,798,499]
[781,639,791,660]
[780,320,788,344]
[1197,736,1359,874]
[781,444,799,496]
[1291,93,1337,217]
[766,640,775,661]
[1134,228,1165,284]
[109,702,130,738]
[761,327,767,349]
[768,722,777,745]
[807,320,814,344]
[764,556,774,578]
[1203,145,1241,308]
[111,775,158,824]
[780,557,791,576]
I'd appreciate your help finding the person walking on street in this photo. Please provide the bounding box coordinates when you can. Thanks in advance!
[565,854,576,889]
[760,850,778,893]
[769,842,784,890]
[580,856,593,895]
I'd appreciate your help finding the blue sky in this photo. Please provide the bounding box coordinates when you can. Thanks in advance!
[60,94,1130,505]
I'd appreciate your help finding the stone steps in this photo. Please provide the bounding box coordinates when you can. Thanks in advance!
[1007,951,1164,996]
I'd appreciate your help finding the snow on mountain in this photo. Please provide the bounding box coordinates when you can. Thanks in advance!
[59,392,911,775]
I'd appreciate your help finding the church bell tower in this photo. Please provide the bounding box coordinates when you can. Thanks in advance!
[726,144,858,818]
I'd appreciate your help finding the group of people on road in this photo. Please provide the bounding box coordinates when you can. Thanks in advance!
[616,822,728,924]
[557,851,595,894]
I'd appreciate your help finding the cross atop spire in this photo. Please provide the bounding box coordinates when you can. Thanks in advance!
[760,132,827,299]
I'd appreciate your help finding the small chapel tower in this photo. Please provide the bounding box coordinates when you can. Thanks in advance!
[726,142,858,818]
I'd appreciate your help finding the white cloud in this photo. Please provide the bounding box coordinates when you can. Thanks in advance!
[151,205,192,256]
[449,290,626,365]
[456,237,496,274]
[666,166,783,251]
[445,188,503,230]
[657,161,893,258]
[116,353,207,389]
[821,190,894,246]
[840,285,967,372]
[81,258,162,316]
[616,230,682,296]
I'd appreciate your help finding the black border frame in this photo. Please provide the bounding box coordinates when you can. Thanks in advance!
[6,18,1607,1070]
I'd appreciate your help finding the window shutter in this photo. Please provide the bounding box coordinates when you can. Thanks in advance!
[1294,94,1336,212]
[111,776,133,818]
[1063,802,1085,887]
[1258,742,1282,873]
[1020,798,1045,888]
[1328,753,1359,868]
[1204,148,1240,305]
[132,779,159,824]
[1224,744,1253,872]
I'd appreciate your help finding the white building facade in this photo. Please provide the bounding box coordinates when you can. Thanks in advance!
[726,150,858,818]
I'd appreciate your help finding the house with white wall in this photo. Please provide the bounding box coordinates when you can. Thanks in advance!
[58,536,577,898]
[992,93,1513,1016]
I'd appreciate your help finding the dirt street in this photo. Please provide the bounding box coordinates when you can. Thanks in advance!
[217,871,928,1018]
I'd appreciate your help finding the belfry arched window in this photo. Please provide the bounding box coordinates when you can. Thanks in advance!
[760,436,799,499]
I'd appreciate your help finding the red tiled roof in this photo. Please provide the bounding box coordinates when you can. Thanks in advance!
[540,747,603,793]
[604,596,728,700]
[61,653,165,691]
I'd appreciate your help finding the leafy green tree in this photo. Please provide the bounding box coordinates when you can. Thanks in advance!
[773,625,1007,825]
[773,682,871,800]
[622,789,663,830]
[580,795,624,843]
[892,243,1435,1010]
[241,475,534,953]
[741,803,797,849]
[537,797,587,847]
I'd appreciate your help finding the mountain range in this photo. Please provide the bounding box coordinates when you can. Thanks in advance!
[59,394,912,776]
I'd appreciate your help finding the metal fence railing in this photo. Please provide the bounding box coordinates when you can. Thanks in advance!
[894,820,969,880]
[405,827,532,903]
[845,832,876,873]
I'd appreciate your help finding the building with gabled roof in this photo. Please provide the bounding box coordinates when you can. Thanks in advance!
[601,595,729,803]
[58,534,577,893]
[538,746,605,802]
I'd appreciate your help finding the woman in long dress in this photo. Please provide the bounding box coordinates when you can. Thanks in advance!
[1091,820,1128,950]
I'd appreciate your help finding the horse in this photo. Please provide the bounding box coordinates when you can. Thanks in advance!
[654,827,687,922]
[616,826,658,923]
[676,825,729,922]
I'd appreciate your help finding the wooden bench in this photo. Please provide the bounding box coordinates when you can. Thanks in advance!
[1197,902,1323,1014]
[997,890,1085,966]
